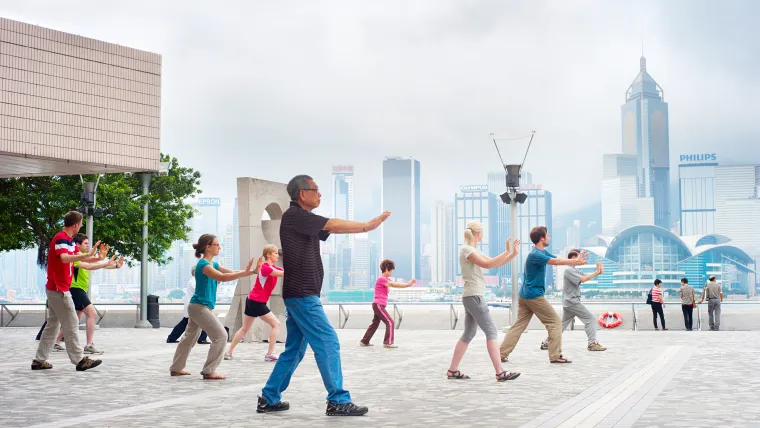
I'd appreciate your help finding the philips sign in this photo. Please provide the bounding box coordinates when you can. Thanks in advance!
[680,153,717,163]
[198,197,221,207]
[460,185,488,193]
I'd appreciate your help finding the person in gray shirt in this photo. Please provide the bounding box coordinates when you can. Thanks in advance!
[540,249,606,352]
[698,276,723,331]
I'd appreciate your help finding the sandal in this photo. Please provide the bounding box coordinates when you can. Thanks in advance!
[447,369,470,380]
[496,371,521,382]
[31,360,53,370]
[202,372,226,380]
[170,370,191,376]
[550,356,572,364]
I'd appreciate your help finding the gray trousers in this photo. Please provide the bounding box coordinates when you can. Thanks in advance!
[35,289,83,365]
[708,298,721,331]
[170,303,227,375]
[460,295,499,343]
[544,301,597,345]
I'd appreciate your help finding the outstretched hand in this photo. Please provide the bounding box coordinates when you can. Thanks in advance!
[511,239,521,254]
[576,250,589,265]
[407,279,416,288]
[256,256,264,271]
[116,255,125,269]
[88,240,101,257]
[366,211,391,231]
[505,238,513,253]
[245,257,256,274]
[98,243,110,260]
[105,254,118,267]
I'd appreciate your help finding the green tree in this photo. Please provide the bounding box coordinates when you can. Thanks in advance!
[167,289,185,300]
[0,154,201,266]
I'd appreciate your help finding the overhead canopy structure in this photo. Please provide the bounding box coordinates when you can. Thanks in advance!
[0,18,161,178]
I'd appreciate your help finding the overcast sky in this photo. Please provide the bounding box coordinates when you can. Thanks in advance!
[3,0,759,227]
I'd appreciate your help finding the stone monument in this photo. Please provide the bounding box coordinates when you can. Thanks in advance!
[225,177,290,343]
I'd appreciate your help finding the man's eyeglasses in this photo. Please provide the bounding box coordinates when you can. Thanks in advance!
[302,188,320,193]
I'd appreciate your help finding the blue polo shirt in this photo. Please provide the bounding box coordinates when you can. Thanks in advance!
[519,247,556,300]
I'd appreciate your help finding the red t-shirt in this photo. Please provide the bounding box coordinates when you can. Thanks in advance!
[248,263,282,303]
[373,276,390,306]
[46,230,77,292]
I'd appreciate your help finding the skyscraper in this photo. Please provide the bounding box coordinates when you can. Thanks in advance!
[233,197,240,270]
[190,197,221,242]
[382,157,421,280]
[430,201,449,283]
[602,154,654,235]
[353,233,370,288]
[331,165,354,289]
[621,56,671,229]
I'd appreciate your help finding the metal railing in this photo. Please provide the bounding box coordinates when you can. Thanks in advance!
[2,300,758,330]
[322,302,475,330]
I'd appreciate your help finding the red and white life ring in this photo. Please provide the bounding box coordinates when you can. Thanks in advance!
[598,312,623,329]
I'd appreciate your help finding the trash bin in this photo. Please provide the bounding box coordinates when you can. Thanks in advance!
[147,294,160,328]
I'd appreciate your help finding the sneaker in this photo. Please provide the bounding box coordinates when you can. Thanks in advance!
[53,343,65,352]
[326,401,369,416]
[587,341,607,352]
[76,356,102,372]
[256,395,290,413]
[384,344,398,349]
[84,344,104,355]
[264,353,278,362]
[359,342,373,347]
[31,360,53,370]
[223,353,233,360]
[540,341,549,350]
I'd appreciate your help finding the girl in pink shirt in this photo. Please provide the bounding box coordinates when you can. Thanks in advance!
[225,245,284,361]
[359,260,415,348]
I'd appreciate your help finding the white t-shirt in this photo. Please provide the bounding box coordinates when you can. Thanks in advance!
[459,245,486,297]
[183,277,195,318]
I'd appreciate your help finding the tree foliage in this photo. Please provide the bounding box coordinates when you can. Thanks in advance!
[0,154,201,266]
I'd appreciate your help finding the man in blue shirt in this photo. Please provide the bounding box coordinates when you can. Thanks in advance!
[499,226,587,364]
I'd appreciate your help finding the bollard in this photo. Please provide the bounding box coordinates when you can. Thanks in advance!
[147,295,160,328]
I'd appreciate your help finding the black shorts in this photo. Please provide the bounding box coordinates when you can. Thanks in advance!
[69,287,92,312]
[244,298,271,317]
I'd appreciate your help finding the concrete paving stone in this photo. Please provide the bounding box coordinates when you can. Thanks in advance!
[0,327,756,427]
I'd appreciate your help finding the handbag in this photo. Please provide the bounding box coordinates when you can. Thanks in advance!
[646,288,653,305]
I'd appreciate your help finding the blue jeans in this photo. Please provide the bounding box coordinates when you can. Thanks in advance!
[262,296,351,405]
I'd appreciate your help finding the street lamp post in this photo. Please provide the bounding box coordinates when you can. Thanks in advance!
[134,162,169,328]
[135,172,153,328]
[492,132,535,325]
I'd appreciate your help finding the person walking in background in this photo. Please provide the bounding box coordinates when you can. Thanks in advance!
[257,174,389,417]
[359,259,415,349]
[679,278,696,331]
[650,279,667,330]
[166,264,209,344]
[225,244,284,361]
[169,234,259,380]
[698,276,723,331]
[31,211,104,372]
[447,221,521,382]
[539,252,607,352]
[499,226,586,364]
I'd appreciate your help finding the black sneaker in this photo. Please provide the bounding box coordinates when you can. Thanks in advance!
[76,356,102,371]
[256,395,290,413]
[326,401,369,416]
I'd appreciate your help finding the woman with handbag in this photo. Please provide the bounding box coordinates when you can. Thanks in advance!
[679,278,696,331]
[650,279,667,330]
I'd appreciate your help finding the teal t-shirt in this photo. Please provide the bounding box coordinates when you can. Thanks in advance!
[190,259,219,309]
[519,247,556,300]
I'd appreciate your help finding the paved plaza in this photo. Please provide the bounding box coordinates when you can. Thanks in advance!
[0,327,757,427]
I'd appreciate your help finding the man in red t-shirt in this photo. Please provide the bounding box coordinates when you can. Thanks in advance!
[32,211,105,371]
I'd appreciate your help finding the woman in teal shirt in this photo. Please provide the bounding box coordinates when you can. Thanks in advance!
[170,233,261,380]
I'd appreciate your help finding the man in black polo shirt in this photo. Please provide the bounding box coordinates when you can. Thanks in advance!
[258,174,390,417]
